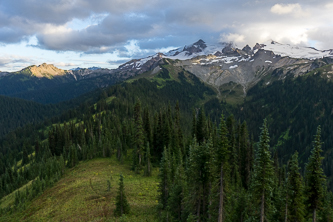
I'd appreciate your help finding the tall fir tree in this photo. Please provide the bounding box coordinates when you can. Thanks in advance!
[144,143,152,177]
[287,151,305,222]
[216,114,230,222]
[22,143,29,166]
[158,147,171,209]
[114,174,130,217]
[133,100,144,172]
[250,119,274,222]
[196,107,206,144]
[186,138,210,221]
[305,126,326,222]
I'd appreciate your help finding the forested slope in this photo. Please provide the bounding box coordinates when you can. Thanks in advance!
[0,95,64,137]
[1,63,333,221]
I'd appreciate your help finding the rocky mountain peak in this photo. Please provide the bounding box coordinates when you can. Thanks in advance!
[222,43,240,56]
[253,43,266,50]
[183,39,207,55]
[28,63,67,78]
[193,39,206,47]
[242,45,253,54]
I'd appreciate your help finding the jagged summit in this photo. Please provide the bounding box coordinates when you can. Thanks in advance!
[182,39,207,55]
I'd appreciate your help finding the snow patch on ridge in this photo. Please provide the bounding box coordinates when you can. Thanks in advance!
[262,41,333,60]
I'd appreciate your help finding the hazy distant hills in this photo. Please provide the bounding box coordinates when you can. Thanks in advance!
[0,64,123,104]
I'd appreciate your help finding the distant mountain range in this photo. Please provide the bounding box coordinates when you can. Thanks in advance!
[70,66,102,71]
[118,39,333,96]
[1,39,333,104]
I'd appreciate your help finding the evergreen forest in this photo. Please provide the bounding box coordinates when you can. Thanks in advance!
[1,65,333,221]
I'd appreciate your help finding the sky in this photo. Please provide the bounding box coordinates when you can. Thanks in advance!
[0,0,333,72]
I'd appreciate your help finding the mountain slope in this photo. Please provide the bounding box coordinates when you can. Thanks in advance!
[2,40,333,105]
[0,158,159,222]
[117,40,333,99]
[0,95,64,137]
[231,73,333,188]
[3,55,333,220]
[0,64,126,104]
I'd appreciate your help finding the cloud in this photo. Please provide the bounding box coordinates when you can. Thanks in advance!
[108,59,131,66]
[54,62,77,67]
[271,4,301,15]
[325,3,333,9]
[0,0,333,60]
[308,27,333,49]
[270,3,309,18]
[220,33,245,44]
[0,55,36,71]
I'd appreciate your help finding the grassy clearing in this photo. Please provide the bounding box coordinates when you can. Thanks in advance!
[220,82,245,106]
[1,157,159,222]
[0,180,35,210]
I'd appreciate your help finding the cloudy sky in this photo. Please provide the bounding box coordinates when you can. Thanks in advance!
[0,0,333,72]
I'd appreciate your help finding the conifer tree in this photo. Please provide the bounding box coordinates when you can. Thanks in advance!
[158,147,171,209]
[144,143,152,176]
[143,107,152,146]
[174,101,183,152]
[196,107,206,144]
[192,109,196,138]
[305,126,326,222]
[186,138,210,221]
[167,148,185,221]
[114,174,130,217]
[240,121,252,189]
[133,100,144,172]
[217,114,230,222]
[116,137,123,163]
[250,119,274,222]
[22,143,29,166]
[287,151,305,222]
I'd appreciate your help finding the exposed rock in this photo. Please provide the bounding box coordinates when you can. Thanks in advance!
[242,45,253,54]
[27,63,67,78]
[222,43,240,56]
[183,39,207,55]
[253,43,266,50]
[214,51,223,56]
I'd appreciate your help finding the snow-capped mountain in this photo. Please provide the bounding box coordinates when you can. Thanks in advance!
[3,39,333,103]
[261,41,333,59]
[116,39,333,96]
[164,39,229,59]
[123,39,333,69]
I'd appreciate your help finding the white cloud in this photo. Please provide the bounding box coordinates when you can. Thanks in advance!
[271,4,300,15]
[325,3,333,9]
[0,55,36,71]
[270,3,309,17]
[54,62,77,67]
[124,40,149,56]
[220,33,245,43]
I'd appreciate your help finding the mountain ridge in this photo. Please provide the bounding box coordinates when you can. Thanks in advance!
[1,39,333,104]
